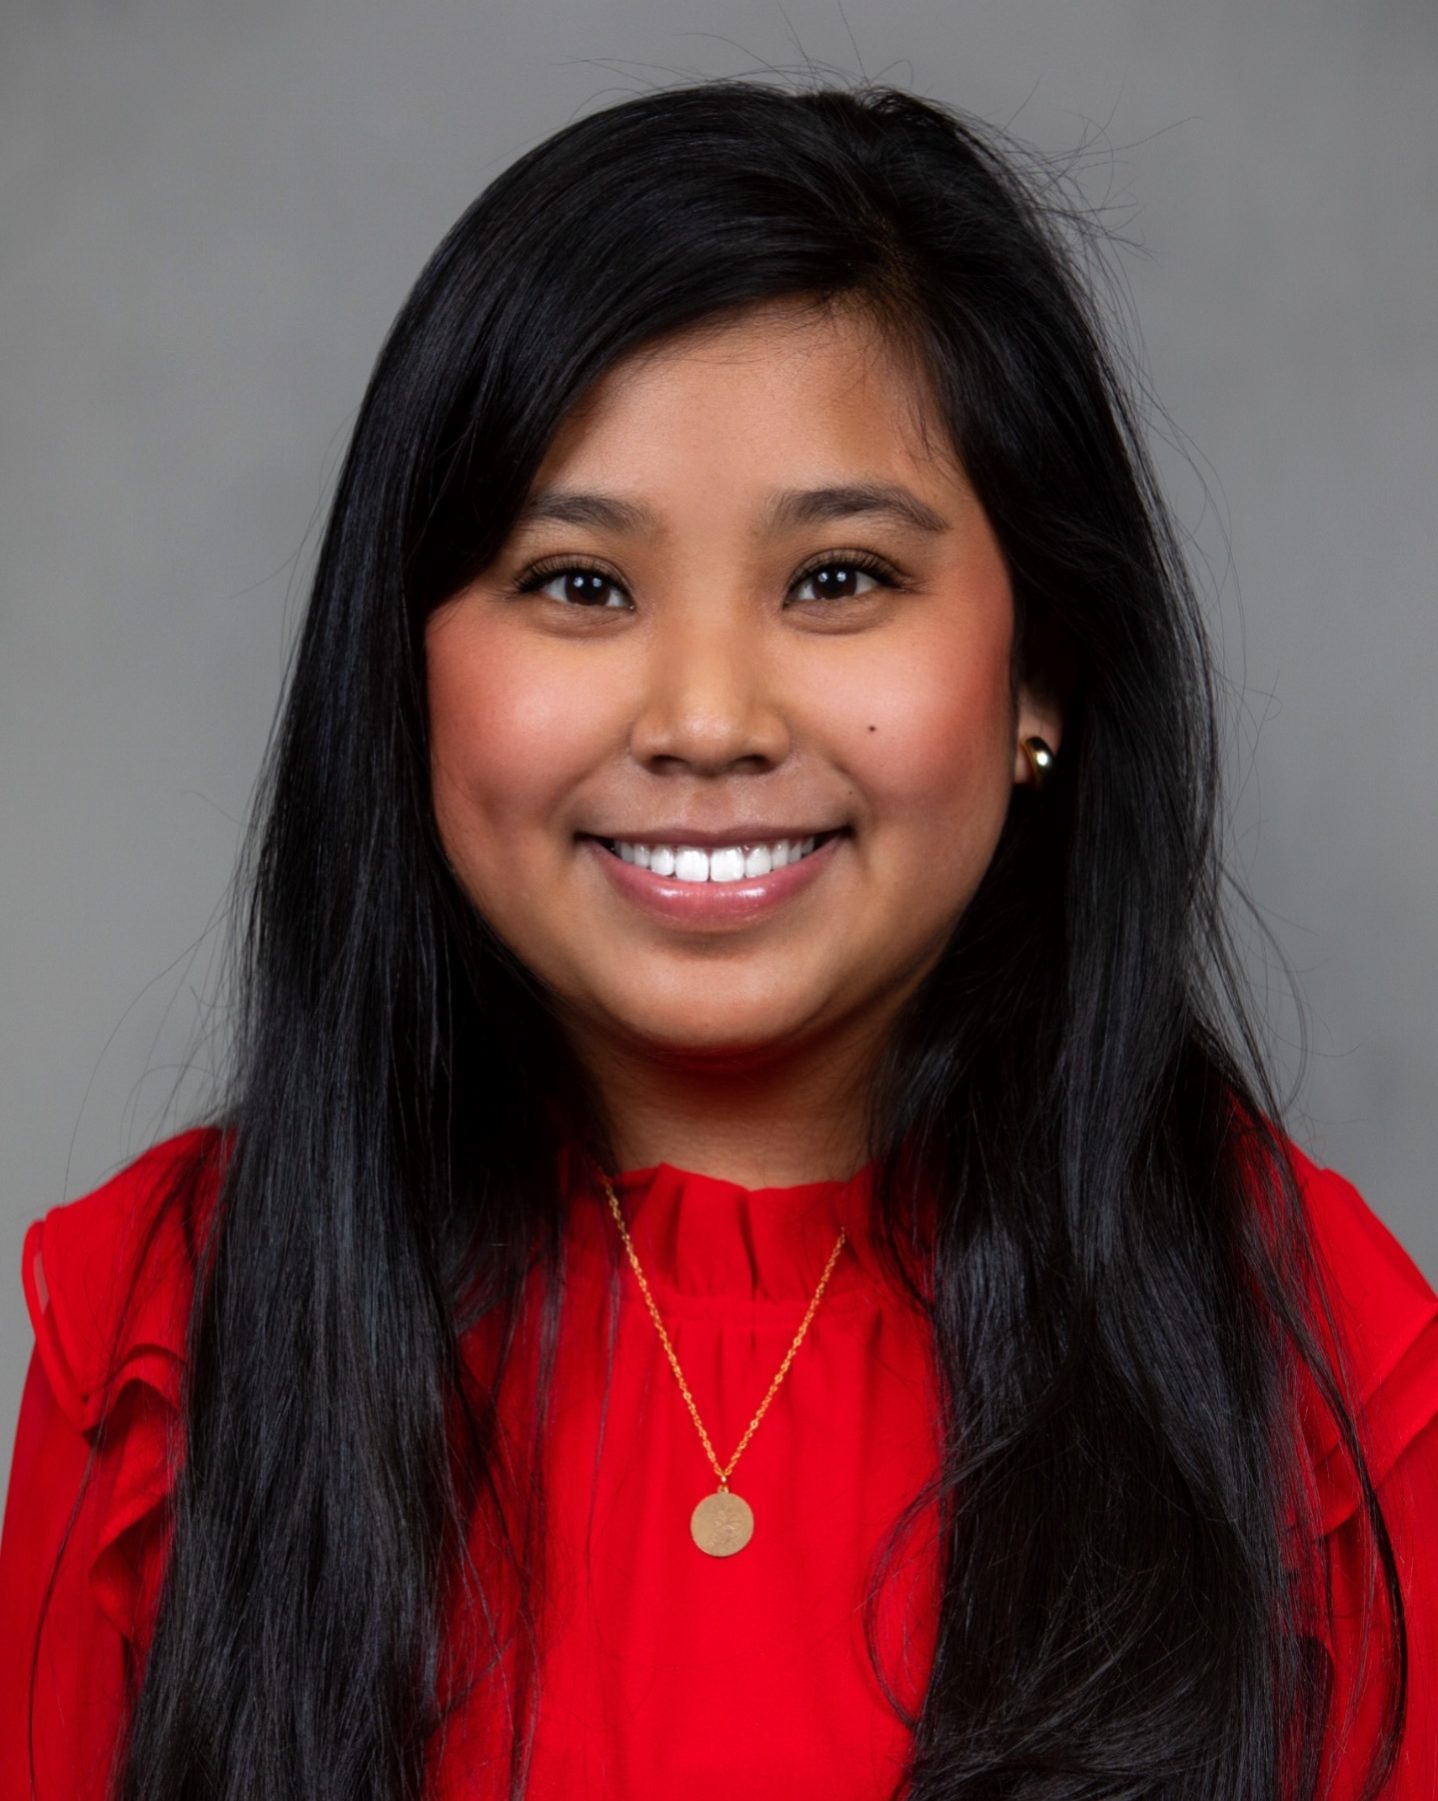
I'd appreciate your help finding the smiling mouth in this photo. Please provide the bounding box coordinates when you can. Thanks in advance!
[588,830,844,884]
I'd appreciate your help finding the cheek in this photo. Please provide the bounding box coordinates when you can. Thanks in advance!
[424,612,600,888]
[835,621,1016,837]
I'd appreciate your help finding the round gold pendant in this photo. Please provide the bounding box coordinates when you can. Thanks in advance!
[690,1487,754,1556]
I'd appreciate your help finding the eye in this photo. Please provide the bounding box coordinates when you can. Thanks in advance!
[787,551,904,606]
[506,548,906,611]
[510,559,632,610]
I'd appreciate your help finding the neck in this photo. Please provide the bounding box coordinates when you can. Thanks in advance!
[566,1018,882,1190]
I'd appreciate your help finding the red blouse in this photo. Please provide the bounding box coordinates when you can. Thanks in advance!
[2,1128,1436,1797]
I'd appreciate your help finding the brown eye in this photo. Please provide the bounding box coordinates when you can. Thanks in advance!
[514,561,632,609]
[788,553,902,606]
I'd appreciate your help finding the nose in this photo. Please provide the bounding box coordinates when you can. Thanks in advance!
[628,605,792,776]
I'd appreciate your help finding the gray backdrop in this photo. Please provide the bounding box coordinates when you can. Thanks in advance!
[3,0,1435,1491]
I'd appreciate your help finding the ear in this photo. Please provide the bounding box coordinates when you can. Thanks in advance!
[1012,606,1072,787]
[1013,678,1065,787]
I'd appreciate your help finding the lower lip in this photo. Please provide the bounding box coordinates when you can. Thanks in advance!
[580,832,846,928]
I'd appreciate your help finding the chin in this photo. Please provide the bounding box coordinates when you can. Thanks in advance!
[597,997,833,1068]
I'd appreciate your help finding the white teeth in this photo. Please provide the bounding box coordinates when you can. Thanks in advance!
[606,834,828,884]
[708,846,746,883]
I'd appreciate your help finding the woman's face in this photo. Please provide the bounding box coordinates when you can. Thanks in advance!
[425,301,1060,1074]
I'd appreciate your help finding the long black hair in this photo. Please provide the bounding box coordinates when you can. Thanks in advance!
[43,75,1407,1799]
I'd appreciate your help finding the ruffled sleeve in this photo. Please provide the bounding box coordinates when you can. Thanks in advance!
[0,1126,226,1798]
[1284,1146,1438,1795]
[1288,1149,1438,1535]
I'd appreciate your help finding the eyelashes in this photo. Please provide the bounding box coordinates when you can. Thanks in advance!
[788,551,907,607]
[505,549,908,612]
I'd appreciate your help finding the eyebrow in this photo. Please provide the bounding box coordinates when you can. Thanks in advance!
[512,481,952,537]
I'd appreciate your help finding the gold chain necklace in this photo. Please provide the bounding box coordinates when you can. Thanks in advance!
[599,1173,848,1557]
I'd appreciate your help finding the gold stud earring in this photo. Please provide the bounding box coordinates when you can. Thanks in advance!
[1021,735,1055,790]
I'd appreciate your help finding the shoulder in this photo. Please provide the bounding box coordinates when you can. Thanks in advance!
[1286,1140,1437,1340]
[9,1125,230,1656]
[1279,1137,1438,1536]
[1276,1145,1438,1786]
[22,1124,230,1435]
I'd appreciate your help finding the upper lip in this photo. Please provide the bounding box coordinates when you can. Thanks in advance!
[583,826,845,849]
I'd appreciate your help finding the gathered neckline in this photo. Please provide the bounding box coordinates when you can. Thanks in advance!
[560,1151,884,1312]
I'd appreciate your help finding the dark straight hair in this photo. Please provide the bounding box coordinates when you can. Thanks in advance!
[45,76,1404,1799]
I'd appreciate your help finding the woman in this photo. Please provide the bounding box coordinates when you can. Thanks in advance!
[2,76,1435,1801]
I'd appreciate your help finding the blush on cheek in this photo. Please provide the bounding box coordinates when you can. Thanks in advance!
[838,631,1016,821]
[429,611,569,781]
[424,606,615,915]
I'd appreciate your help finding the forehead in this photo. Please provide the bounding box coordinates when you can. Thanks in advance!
[527,299,959,500]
